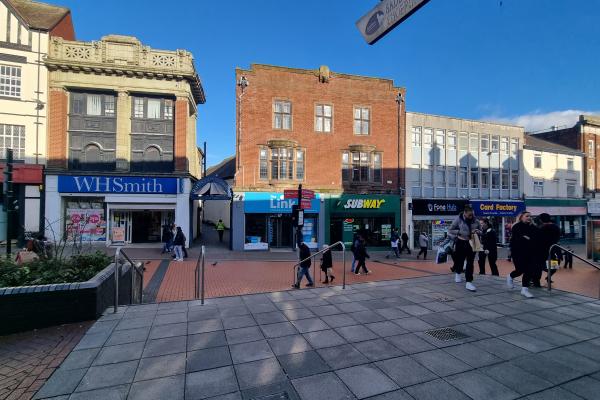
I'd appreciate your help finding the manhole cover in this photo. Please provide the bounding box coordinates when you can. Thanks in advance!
[424,327,469,341]
[251,392,289,400]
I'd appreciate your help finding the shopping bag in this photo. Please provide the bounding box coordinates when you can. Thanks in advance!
[469,234,482,252]
[436,248,448,264]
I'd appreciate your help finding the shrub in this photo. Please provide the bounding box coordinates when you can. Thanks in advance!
[0,251,111,288]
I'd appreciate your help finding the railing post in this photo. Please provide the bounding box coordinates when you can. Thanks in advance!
[547,245,553,292]
[114,247,120,313]
[342,243,346,289]
[131,259,135,304]
[201,245,206,305]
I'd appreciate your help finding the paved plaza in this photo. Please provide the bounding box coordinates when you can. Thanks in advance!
[32,274,600,400]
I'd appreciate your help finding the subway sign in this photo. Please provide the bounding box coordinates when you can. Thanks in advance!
[343,198,386,209]
[58,175,178,194]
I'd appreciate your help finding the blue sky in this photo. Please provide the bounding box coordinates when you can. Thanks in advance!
[56,0,600,166]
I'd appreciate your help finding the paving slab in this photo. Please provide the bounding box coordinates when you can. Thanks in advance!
[268,334,313,355]
[445,370,520,400]
[128,374,184,400]
[68,384,129,400]
[375,356,438,387]
[302,329,347,349]
[336,364,399,399]
[291,372,355,400]
[229,340,274,364]
[277,350,331,379]
[353,338,405,361]
[317,344,369,369]
[479,362,554,396]
[234,358,286,390]
[75,360,137,392]
[143,335,187,357]
[404,378,471,400]
[185,366,239,400]
[523,386,587,400]
[561,376,600,400]
[411,349,472,377]
[187,346,231,372]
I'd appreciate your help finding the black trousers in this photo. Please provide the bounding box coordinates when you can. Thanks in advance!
[400,241,411,254]
[355,259,368,274]
[452,239,476,282]
[218,230,224,242]
[478,251,499,275]
[510,257,533,287]
[417,247,428,259]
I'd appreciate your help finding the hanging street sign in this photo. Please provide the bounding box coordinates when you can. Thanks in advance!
[356,0,431,45]
[284,188,315,200]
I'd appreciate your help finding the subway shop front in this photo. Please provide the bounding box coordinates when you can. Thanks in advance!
[326,194,401,248]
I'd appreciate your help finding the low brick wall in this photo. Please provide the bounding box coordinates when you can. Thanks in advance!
[0,263,135,335]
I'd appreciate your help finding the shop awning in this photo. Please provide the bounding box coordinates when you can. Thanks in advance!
[190,176,232,200]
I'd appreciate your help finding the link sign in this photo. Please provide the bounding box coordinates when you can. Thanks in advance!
[356,0,431,44]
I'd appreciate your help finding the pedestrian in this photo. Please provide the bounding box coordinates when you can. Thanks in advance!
[535,213,560,287]
[216,219,225,243]
[350,233,360,273]
[173,226,186,262]
[320,244,335,284]
[354,236,371,275]
[563,246,573,269]
[161,224,173,254]
[448,204,481,292]
[400,231,411,254]
[390,228,400,258]
[478,218,499,276]
[293,242,314,288]
[507,211,537,298]
[416,232,429,260]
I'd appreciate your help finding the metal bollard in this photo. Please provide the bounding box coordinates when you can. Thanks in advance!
[114,247,120,313]
[201,245,206,305]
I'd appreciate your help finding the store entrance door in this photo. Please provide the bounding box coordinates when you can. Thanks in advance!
[269,215,293,248]
[111,211,132,243]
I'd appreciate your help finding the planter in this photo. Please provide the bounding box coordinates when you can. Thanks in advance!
[0,263,138,335]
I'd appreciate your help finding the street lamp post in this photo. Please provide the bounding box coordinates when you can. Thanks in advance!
[395,92,404,194]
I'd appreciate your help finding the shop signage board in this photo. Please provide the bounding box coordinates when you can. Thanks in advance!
[283,189,315,200]
[58,176,178,194]
[244,192,320,213]
[330,195,400,214]
[588,200,600,215]
[411,199,468,216]
[471,200,525,217]
[356,0,431,44]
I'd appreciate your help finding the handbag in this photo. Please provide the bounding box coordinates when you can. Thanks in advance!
[469,234,482,252]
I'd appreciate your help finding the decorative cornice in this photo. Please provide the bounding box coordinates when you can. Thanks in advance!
[348,144,376,152]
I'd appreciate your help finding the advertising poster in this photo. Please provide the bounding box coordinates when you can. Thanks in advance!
[302,218,318,249]
[431,220,452,246]
[381,224,392,241]
[66,208,106,241]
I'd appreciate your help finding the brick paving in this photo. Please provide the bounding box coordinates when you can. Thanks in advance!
[33,275,600,399]
[0,322,92,400]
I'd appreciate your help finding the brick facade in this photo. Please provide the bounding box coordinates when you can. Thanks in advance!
[47,88,68,169]
[49,12,75,40]
[235,64,405,194]
[174,98,189,171]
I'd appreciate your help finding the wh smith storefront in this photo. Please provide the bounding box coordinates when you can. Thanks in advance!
[231,192,324,251]
[45,175,196,246]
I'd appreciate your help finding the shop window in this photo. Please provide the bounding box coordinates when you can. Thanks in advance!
[0,124,25,160]
[245,214,268,250]
[274,100,292,130]
[491,169,500,189]
[501,170,509,190]
[470,168,479,189]
[533,180,544,196]
[353,107,370,135]
[259,148,268,180]
[566,180,577,197]
[315,104,332,132]
[481,168,489,189]
[0,64,21,98]
[511,171,519,190]
[534,154,542,169]
[64,197,106,242]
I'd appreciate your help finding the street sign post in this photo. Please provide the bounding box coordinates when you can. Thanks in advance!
[356,0,431,45]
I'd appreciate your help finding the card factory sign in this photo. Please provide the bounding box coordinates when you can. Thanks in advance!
[356,0,431,44]
[58,176,178,194]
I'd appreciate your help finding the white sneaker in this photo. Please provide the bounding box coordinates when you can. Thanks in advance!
[465,282,476,292]
[506,275,514,289]
[521,287,534,298]
[454,273,462,283]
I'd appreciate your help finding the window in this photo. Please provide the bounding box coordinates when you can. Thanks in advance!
[459,167,468,188]
[435,130,445,148]
[423,165,433,186]
[86,94,102,116]
[436,167,446,186]
[342,152,351,182]
[459,132,468,151]
[315,104,332,132]
[511,171,519,190]
[274,100,292,130]
[83,144,101,163]
[296,149,304,180]
[359,152,370,181]
[412,126,421,147]
[501,170,509,190]
[588,169,595,191]
[134,98,144,118]
[470,168,479,188]
[501,137,509,153]
[104,95,115,116]
[480,135,489,153]
[534,154,542,169]
[491,169,500,189]
[511,138,519,156]
[147,99,161,119]
[567,158,574,171]
[470,134,479,152]
[423,128,433,147]
[354,107,370,135]
[491,136,499,153]
[481,168,489,189]
[373,153,382,182]
[143,146,161,162]
[448,167,457,187]
[447,131,457,150]
[270,147,294,180]
[259,148,268,180]
[589,140,595,158]
[0,124,25,159]
[164,100,173,120]
[566,180,577,197]
[533,180,544,196]
[0,65,21,98]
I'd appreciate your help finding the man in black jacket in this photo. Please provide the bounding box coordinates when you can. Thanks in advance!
[534,213,561,287]
[478,218,499,276]
[400,231,411,254]
[293,242,314,288]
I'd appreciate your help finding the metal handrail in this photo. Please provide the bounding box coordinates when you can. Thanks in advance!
[121,249,144,304]
[292,241,346,289]
[194,246,206,304]
[548,244,600,298]
[113,247,145,313]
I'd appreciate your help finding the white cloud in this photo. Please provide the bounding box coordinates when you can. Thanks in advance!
[482,109,600,133]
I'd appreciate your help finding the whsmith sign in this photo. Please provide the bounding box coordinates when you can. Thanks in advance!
[58,176,178,194]
[356,0,430,44]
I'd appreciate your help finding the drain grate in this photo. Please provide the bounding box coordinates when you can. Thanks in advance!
[251,392,290,400]
[424,327,469,341]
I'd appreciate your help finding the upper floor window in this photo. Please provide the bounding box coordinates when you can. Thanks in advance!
[588,169,594,191]
[491,136,500,153]
[132,97,173,120]
[260,146,303,181]
[0,65,21,98]
[588,139,595,158]
[342,150,382,183]
[0,124,25,160]
[411,126,421,147]
[510,138,519,157]
[353,107,370,135]
[71,93,116,117]
[447,131,457,150]
[501,169,509,190]
[534,154,542,169]
[459,132,468,151]
[566,180,577,197]
[567,158,574,171]
[533,180,544,196]
[259,148,268,180]
[435,130,445,148]
[480,135,489,153]
[423,128,433,147]
[501,137,509,153]
[469,134,479,152]
[273,100,292,130]
[511,171,519,190]
[315,104,332,132]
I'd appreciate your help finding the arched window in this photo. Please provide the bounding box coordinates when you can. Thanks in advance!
[143,145,162,162]
[84,143,102,163]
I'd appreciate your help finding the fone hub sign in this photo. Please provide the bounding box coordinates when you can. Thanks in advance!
[356,0,431,45]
